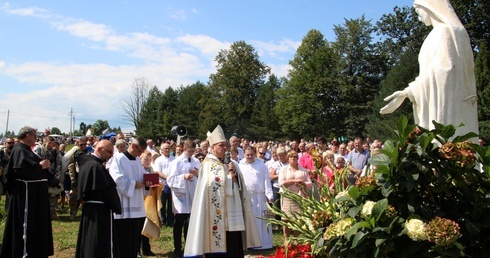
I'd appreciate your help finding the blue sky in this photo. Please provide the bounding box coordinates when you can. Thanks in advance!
[0,0,413,135]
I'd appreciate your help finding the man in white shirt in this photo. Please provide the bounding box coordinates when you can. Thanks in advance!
[153,142,175,226]
[146,139,158,154]
[229,136,244,161]
[167,140,200,258]
[269,146,288,224]
[109,137,150,258]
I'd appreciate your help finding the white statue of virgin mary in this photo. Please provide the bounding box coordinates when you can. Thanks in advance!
[380,0,478,139]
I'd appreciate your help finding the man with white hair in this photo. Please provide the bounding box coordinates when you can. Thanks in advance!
[153,142,175,227]
[184,125,260,257]
[229,136,244,161]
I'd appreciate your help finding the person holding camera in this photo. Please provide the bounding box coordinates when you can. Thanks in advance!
[33,135,64,220]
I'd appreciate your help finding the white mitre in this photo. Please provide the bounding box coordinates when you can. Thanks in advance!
[207,125,226,146]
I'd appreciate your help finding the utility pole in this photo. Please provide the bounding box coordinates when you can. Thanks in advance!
[68,108,74,136]
[4,109,9,137]
[73,114,76,136]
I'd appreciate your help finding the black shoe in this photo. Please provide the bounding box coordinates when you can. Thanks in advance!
[142,250,156,256]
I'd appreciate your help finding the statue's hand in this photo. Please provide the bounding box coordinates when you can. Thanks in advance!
[380,90,408,114]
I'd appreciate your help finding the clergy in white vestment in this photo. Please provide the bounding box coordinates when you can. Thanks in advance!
[184,125,261,258]
[239,146,274,250]
[109,137,150,258]
[167,139,200,258]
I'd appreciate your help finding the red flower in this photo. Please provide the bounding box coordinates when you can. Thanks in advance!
[215,177,220,182]
[212,225,218,231]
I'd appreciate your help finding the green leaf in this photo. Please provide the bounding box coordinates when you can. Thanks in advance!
[452,132,479,142]
[369,153,391,166]
[418,133,432,149]
[349,206,361,217]
[412,172,419,180]
[380,140,398,161]
[396,116,409,136]
[372,199,388,220]
[351,232,367,248]
[346,221,371,239]
[375,238,386,247]
[348,186,360,199]
[435,121,457,140]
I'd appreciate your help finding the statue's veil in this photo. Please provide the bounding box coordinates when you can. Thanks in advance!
[413,0,470,57]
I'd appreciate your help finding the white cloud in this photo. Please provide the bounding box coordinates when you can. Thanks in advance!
[177,34,230,57]
[1,3,51,19]
[168,9,187,20]
[0,4,297,134]
[251,38,300,59]
[53,20,113,42]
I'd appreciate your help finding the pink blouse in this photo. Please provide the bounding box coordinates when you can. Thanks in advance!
[278,165,312,197]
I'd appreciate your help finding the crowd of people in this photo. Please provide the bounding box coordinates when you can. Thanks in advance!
[2,126,485,258]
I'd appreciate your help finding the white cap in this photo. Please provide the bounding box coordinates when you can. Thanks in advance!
[207,125,226,146]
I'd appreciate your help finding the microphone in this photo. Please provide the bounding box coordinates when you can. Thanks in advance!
[224,151,231,164]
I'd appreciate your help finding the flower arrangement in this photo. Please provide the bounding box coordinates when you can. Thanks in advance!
[261,244,316,258]
[267,117,490,257]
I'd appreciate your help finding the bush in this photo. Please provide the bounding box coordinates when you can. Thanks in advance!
[268,117,490,257]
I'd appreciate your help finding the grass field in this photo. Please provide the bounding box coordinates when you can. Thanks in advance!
[0,196,283,257]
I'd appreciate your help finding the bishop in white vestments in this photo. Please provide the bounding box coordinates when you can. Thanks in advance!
[184,125,261,258]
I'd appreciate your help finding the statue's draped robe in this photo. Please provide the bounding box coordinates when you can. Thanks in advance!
[408,0,478,138]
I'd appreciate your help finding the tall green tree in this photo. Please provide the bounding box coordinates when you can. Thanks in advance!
[136,86,164,139]
[79,122,87,134]
[366,6,428,140]
[92,120,110,136]
[249,75,282,140]
[374,6,430,66]
[275,29,339,139]
[333,16,388,138]
[204,41,270,137]
[50,127,62,135]
[173,82,207,139]
[198,85,223,136]
[159,87,179,138]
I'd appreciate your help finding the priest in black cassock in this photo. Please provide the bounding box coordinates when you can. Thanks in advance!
[0,126,54,258]
[75,139,122,258]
